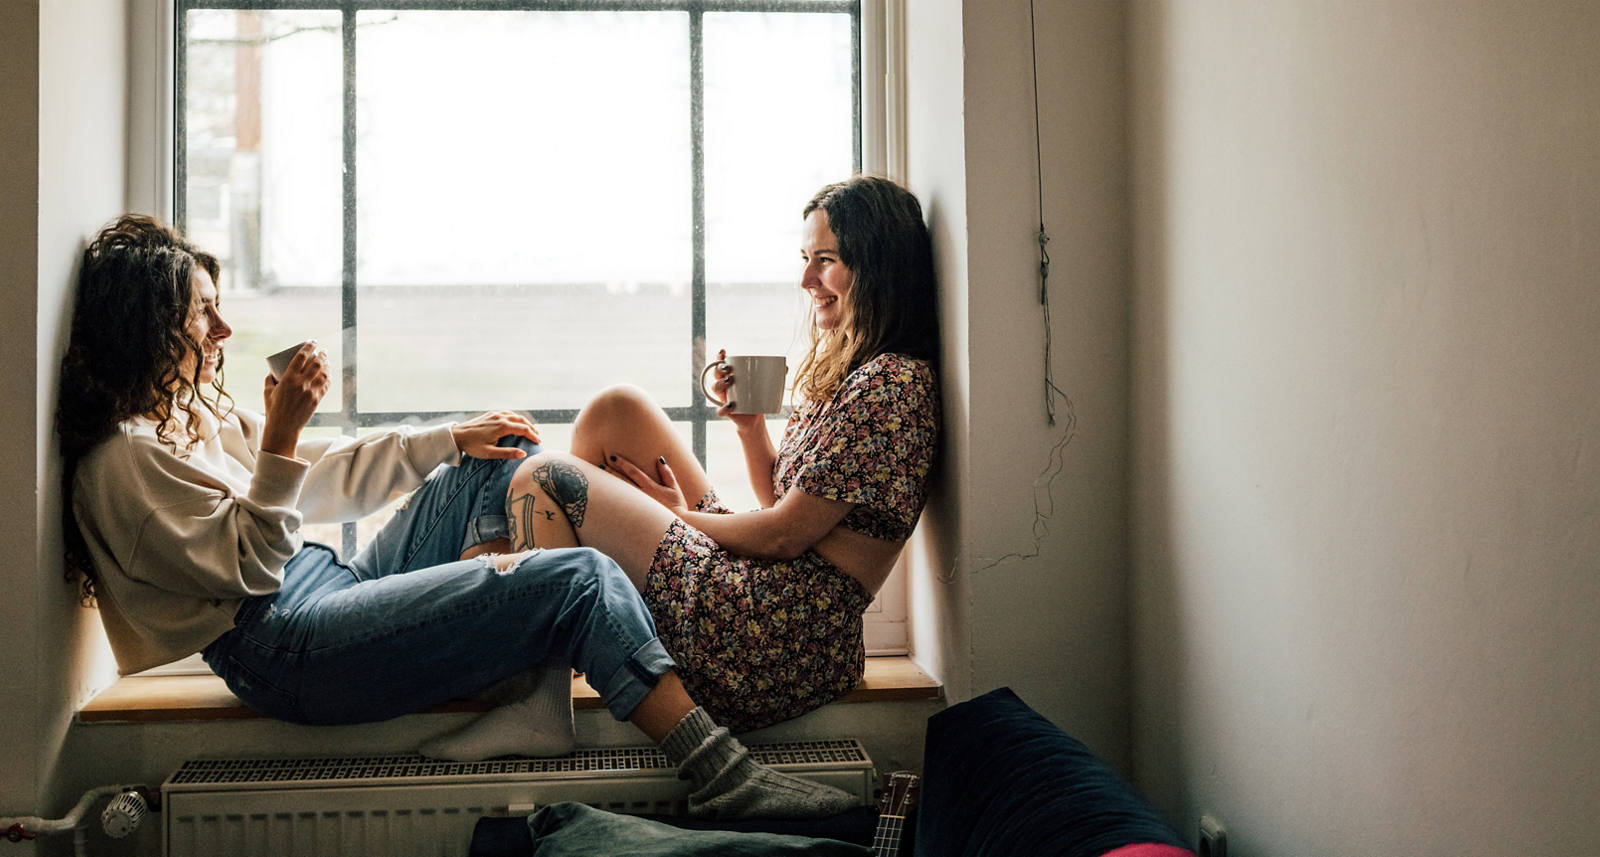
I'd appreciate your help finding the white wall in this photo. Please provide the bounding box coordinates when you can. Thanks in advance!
[963,0,1131,767]
[40,0,134,764]
[1130,2,1600,853]
[904,0,975,712]
[906,0,1133,767]
[0,0,127,840]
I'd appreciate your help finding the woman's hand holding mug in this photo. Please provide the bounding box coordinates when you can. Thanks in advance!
[260,341,331,458]
[701,349,787,434]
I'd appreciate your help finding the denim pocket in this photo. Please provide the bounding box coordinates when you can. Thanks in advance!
[216,639,308,723]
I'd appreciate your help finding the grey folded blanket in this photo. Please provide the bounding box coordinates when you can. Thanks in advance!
[523,802,873,857]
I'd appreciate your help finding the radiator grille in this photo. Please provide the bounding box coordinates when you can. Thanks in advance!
[162,741,875,857]
[167,740,867,788]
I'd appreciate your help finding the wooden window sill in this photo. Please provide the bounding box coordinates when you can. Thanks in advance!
[78,655,940,724]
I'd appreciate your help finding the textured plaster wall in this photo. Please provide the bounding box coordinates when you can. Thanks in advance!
[1130,2,1600,852]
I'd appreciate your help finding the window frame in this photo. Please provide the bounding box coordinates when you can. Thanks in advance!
[133,0,910,672]
[174,0,863,450]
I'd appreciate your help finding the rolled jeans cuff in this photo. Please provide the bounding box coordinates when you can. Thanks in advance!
[600,638,677,722]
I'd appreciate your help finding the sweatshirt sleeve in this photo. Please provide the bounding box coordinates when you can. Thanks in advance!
[79,430,309,601]
[290,422,461,524]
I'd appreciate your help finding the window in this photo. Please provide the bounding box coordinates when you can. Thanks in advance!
[157,0,906,661]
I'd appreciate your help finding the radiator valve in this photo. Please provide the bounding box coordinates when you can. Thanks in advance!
[1,784,150,844]
[100,789,148,839]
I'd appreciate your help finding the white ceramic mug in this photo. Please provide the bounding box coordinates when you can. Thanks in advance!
[700,355,788,414]
[266,341,314,380]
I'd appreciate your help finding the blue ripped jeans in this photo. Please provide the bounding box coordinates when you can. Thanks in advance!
[202,438,676,726]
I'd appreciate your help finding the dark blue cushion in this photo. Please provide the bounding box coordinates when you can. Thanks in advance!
[915,687,1191,857]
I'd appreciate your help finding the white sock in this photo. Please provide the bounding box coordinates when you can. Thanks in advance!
[419,662,575,761]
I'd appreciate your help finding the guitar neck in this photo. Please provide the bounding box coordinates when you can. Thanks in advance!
[870,772,919,857]
[871,814,906,857]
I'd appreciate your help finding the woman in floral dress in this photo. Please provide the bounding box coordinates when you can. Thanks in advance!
[506,176,942,731]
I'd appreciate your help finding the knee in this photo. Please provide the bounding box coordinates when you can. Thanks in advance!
[579,383,660,426]
[485,549,535,573]
[511,546,628,593]
[571,546,631,589]
[498,432,541,458]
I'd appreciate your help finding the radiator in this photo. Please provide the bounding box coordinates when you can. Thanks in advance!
[161,740,876,857]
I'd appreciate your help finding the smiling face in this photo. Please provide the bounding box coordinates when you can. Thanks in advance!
[799,209,855,331]
[178,266,230,386]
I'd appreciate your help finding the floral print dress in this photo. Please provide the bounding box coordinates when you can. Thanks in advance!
[643,353,940,731]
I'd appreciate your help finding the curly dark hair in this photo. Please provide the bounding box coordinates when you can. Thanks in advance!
[795,175,940,402]
[57,214,232,603]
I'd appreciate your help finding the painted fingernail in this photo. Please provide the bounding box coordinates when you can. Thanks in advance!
[658,456,667,464]
[609,455,617,462]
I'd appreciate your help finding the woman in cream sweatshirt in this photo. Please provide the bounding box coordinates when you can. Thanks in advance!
[54,214,854,821]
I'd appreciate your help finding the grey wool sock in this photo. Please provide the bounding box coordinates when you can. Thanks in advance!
[660,706,858,820]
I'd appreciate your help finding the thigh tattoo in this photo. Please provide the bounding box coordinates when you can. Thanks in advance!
[507,490,538,549]
[532,461,589,529]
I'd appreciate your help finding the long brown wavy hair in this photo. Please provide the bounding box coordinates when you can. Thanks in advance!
[794,176,940,403]
[57,214,232,602]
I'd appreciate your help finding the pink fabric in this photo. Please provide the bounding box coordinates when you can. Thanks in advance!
[1102,845,1199,857]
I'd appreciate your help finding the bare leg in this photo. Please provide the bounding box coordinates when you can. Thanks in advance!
[505,385,722,588]
[627,671,698,743]
[504,460,584,551]
[459,538,510,561]
[505,451,677,588]
[511,388,850,817]
[572,384,715,507]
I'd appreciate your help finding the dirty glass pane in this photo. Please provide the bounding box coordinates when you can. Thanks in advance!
[355,10,691,413]
[702,11,853,480]
[183,9,343,410]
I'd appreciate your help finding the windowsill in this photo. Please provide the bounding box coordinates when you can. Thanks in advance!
[77,655,941,724]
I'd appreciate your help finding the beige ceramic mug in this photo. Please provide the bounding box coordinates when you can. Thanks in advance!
[266,341,314,380]
[700,355,788,414]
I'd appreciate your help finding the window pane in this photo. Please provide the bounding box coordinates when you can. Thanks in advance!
[184,9,344,410]
[705,418,785,514]
[351,284,686,413]
[702,11,852,484]
[355,11,692,413]
[703,12,853,290]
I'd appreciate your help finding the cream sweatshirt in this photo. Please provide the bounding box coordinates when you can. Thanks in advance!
[72,405,460,675]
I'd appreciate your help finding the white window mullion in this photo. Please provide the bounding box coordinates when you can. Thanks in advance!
[128,0,175,219]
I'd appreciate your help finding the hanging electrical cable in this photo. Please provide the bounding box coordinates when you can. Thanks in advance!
[975,0,1080,573]
[1030,0,1069,427]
